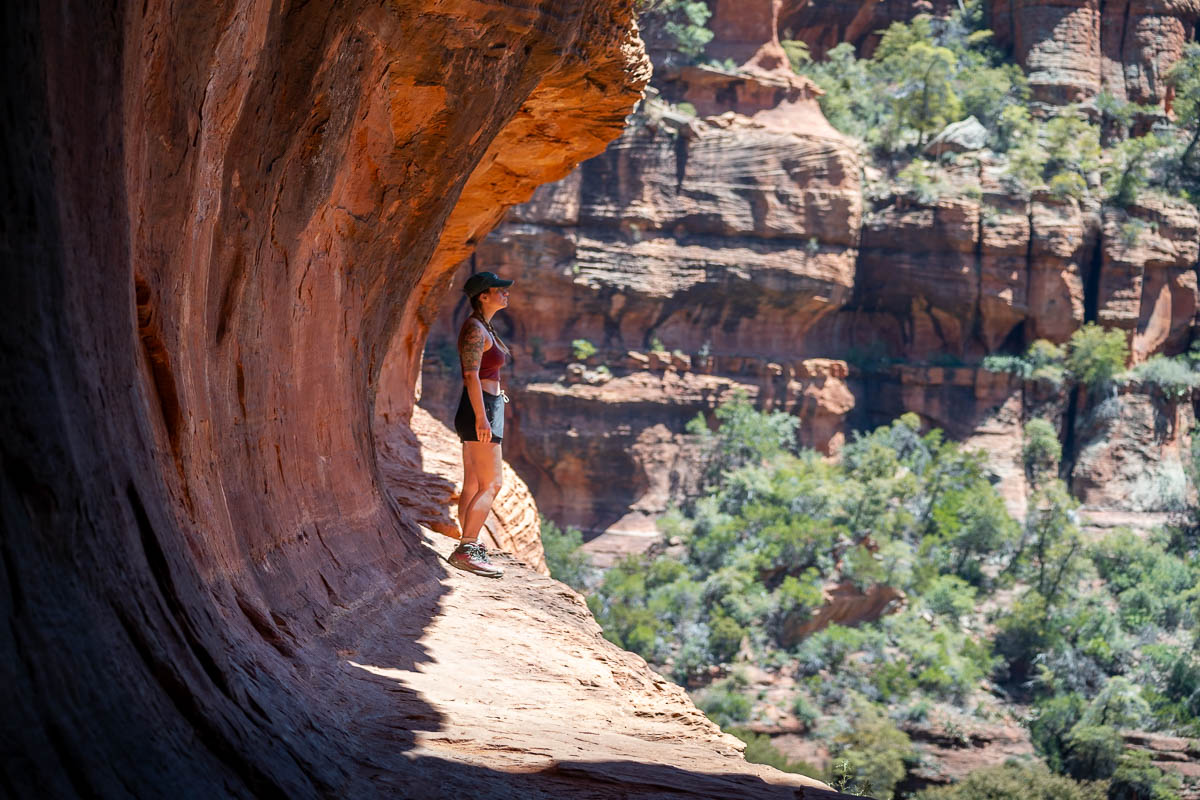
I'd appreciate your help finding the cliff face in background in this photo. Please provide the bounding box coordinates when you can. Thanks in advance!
[420,0,1200,540]
[991,0,1200,105]
[422,33,864,532]
[3,2,832,796]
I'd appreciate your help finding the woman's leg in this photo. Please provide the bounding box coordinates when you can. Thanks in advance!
[458,444,479,536]
[459,441,503,543]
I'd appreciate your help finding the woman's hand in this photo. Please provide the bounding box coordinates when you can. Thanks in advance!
[475,418,492,443]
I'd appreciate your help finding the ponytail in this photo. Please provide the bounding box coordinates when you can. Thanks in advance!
[469,295,511,355]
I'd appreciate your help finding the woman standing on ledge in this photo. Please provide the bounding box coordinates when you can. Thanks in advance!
[448,271,513,578]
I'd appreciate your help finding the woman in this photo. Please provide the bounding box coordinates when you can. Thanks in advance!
[448,271,513,577]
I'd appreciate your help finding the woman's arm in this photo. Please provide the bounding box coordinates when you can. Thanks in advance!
[459,320,492,443]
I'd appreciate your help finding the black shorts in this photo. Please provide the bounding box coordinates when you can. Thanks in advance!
[454,387,504,444]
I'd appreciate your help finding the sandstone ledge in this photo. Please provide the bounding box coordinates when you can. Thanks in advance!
[331,531,831,797]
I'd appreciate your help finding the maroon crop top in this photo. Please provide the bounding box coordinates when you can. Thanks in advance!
[478,340,506,381]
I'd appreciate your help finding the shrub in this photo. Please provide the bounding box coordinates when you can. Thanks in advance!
[1067,324,1128,391]
[791,693,820,727]
[1003,109,1101,197]
[1023,418,1062,485]
[539,516,593,590]
[697,679,752,727]
[914,761,1108,800]
[897,158,952,203]
[982,339,1067,386]
[1105,133,1171,207]
[726,728,821,776]
[570,338,597,361]
[1079,676,1153,730]
[1064,724,1123,780]
[1109,749,1182,800]
[922,574,978,620]
[1030,693,1086,773]
[828,699,914,800]
[708,609,747,663]
[1127,355,1200,399]
[1168,42,1200,183]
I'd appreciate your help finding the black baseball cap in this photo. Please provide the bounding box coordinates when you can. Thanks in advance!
[463,271,514,298]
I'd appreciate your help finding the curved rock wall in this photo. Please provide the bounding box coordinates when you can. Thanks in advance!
[2,0,649,795]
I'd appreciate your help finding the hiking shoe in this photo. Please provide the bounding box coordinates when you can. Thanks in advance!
[447,541,504,578]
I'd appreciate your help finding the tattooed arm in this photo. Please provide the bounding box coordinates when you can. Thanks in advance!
[458,319,492,442]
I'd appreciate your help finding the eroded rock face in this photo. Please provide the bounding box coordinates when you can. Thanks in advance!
[1072,388,1195,512]
[420,94,862,533]
[1096,196,1200,361]
[991,0,1200,105]
[779,0,957,60]
[10,1,874,796]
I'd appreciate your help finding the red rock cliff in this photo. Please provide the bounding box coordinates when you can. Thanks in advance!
[5,2,835,797]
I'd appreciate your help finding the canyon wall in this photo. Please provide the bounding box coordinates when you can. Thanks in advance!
[4,2,843,797]
[420,1,1200,537]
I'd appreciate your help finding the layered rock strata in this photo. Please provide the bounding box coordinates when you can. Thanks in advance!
[3,1,831,796]
[990,0,1200,106]
[421,87,863,532]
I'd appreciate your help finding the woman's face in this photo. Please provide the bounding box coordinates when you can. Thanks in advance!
[482,285,510,310]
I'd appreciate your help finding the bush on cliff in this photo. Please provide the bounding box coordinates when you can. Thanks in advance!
[827,698,914,800]
[914,762,1108,800]
[540,516,593,591]
[1023,418,1062,487]
[1067,324,1129,392]
[984,326,1128,393]
[1126,355,1200,400]
[1168,42,1200,190]
[636,0,713,63]
[795,4,1026,155]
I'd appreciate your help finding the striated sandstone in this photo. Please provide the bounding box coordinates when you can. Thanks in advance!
[1095,196,1200,361]
[992,0,1200,106]
[779,581,906,648]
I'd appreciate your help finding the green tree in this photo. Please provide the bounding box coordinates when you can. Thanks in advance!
[1031,693,1087,773]
[539,516,593,590]
[1064,724,1123,781]
[915,762,1107,800]
[1109,749,1182,800]
[1023,418,1062,487]
[828,698,914,799]
[637,0,713,62]
[1067,324,1129,392]
[1168,42,1200,182]
[1105,133,1169,207]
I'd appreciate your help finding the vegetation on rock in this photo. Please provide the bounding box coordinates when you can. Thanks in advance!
[557,397,1200,797]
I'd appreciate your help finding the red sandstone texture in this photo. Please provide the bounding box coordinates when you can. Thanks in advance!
[991,0,1200,105]
[780,0,957,59]
[1,1,842,796]
[420,25,863,532]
